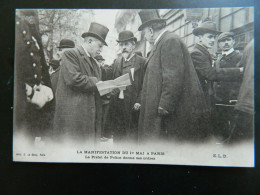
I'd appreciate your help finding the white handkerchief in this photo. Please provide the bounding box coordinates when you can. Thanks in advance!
[130,68,135,81]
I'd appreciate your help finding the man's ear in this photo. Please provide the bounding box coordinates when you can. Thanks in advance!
[149,27,153,36]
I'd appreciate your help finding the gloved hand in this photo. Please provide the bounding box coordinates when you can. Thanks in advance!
[26,84,54,109]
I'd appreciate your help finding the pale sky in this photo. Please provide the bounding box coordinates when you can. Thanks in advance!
[93,9,119,64]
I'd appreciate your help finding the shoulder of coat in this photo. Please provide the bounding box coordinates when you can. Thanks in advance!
[135,54,146,63]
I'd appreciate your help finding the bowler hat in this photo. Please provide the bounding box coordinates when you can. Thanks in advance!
[95,55,105,61]
[192,21,220,36]
[218,32,235,42]
[117,30,137,42]
[57,39,75,48]
[81,22,109,46]
[138,10,166,31]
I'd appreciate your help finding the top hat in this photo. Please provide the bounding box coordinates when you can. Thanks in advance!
[95,55,105,61]
[138,10,166,31]
[57,39,75,48]
[81,22,109,46]
[218,32,235,42]
[117,30,137,42]
[192,21,220,36]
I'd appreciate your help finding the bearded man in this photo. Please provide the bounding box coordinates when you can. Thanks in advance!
[109,30,146,143]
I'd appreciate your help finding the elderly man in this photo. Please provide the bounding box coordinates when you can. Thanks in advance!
[191,24,244,139]
[14,10,54,144]
[109,30,146,143]
[137,10,210,142]
[214,32,244,141]
[53,22,109,144]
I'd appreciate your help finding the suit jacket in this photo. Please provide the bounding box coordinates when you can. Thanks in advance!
[108,54,146,135]
[214,50,243,104]
[53,46,102,143]
[191,44,242,107]
[138,31,211,142]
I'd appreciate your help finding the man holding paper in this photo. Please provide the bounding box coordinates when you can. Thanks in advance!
[108,30,146,143]
[53,23,109,144]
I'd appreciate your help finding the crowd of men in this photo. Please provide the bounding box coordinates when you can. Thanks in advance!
[14,9,254,146]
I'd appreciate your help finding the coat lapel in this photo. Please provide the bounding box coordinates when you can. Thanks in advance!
[145,31,169,66]
[78,46,94,71]
[195,44,212,64]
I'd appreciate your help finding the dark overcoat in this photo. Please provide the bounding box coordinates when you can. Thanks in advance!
[235,40,254,114]
[53,46,102,143]
[109,54,146,140]
[191,44,242,107]
[138,31,211,142]
[14,16,54,137]
[50,66,60,94]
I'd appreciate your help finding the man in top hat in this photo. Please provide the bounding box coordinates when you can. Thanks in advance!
[14,9,54,144]
[50,39,75,94]
[137,10,211,143]
[191,23,243,138]
[53,22,109,144]
[108,30,146,143]
[214,32,244,141]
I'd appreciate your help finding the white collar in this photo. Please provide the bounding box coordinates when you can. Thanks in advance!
[124,53,135,62]
[81,44,91,57]
[154,30,167,45]
[222,48,234,56]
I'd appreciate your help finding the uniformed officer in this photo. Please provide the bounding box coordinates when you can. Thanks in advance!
[214,32,244,141]
[14,9,54,145]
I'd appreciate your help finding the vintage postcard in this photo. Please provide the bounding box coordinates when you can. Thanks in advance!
[13,8,254,166]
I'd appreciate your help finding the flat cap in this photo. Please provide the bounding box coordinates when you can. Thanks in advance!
[218,32,235,41]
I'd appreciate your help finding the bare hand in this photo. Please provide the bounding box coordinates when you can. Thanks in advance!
[158,107,169,116]
[133,103,141,111]
[110,88,120,96]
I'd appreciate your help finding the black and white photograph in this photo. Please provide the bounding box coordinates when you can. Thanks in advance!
[13,8,254,166]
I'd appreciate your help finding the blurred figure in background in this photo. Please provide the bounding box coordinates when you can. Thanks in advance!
[50,39,75,94]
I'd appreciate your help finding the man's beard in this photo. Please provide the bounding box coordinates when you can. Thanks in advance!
[122,51,132,59]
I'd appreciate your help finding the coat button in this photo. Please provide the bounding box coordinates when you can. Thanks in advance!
[22,30,26,34]
[33,63,36,67]
[27,41,30,45]
[16,21,20,25]
[34,74,38,79]
[30,52,34,56]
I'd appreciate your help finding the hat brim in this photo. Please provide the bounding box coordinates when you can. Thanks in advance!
[138,19,166,31]
[192,27,221,36]
[81,32,108,46]
[57,45,74,48]
[116,37,137,43]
